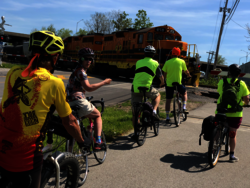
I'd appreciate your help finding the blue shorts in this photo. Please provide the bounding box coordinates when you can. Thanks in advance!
[165,85,186,99]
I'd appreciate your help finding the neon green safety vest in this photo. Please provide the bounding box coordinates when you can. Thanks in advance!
[132,57,158,93]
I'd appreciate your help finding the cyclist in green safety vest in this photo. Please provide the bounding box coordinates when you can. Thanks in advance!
[131,45,165,136]
[162,47,191,123]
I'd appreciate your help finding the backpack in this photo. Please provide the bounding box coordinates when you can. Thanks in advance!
[142,102,154,126]
[199,116,215,145]
[217,78,242,113]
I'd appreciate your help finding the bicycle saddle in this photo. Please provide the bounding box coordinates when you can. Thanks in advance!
[138,87,149,92]
[172,82,180,87]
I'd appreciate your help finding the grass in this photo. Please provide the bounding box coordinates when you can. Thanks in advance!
[199,76,219,87]
[0,63,26,68]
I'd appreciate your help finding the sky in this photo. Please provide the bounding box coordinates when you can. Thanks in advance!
[1,0,249,65]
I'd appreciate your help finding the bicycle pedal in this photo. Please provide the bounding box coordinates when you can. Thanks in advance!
[184,111,189,114]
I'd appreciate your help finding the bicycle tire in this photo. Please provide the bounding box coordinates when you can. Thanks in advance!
[153,107,160,136]
[224,129,230,155]
[65,136,88,186]
[40,152,80,188]
[173,97,180,127]
[134,107,147,146]
[92,130,107,164]
[208,128,222,168]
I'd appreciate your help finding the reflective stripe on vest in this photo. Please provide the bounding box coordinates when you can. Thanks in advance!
[132,57,158,93]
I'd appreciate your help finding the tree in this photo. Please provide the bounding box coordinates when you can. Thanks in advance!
[112,11,133,31]
[105,10,122,33]
[133,9,153,30]
[30,24,56,34]
[214,55,226,65]
[75,28,88,36]
[56,28,73,39]
[84,12,109,34]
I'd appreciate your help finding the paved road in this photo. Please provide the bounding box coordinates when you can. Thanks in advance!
[84,104,250,188]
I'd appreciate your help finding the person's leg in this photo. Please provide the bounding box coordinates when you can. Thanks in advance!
[131,92,143,128]
[147,87,160,113]
[85,108,102,138]
[165,86,174,121]
[151,94,161,112]
[178,85,187,110]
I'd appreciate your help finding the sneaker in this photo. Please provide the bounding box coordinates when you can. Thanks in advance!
[94,141,106,151]
[131,133,138,140]
[183,109,189,114]
[153,113,160,121]
[229,156,239,163]
[166,119,171,123]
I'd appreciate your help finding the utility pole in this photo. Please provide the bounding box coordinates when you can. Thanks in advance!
[206,51,215,79]
[213,0,229,70]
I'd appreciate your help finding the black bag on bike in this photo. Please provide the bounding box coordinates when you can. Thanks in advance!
[217,78,242,113]
[142,102,154,126]
[47,115,72,140]
[199,115,215,145]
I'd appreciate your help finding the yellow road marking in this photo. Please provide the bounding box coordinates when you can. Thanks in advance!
[57,75,66,79]
[87,76,93,78]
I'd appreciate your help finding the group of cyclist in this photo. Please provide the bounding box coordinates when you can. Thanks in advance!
[0,30,248,187]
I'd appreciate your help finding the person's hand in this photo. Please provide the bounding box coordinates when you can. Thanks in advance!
[159,82,165,88]
[77,136,91,148]
[104,78,112,85]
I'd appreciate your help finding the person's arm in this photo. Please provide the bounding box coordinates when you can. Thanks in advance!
[242,95,249,105]
[81,78,111,92]
[61,114,84,143]
[155,65,165,87]
[184,69,191,77]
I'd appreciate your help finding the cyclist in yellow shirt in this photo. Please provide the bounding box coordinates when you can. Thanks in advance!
[215,64,249,162]
[0,31,90,187]
[162,47,191,123]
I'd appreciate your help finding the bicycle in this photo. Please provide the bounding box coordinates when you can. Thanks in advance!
[208,102,250,168]
[41,119,81,188]
[171,77,190,127]
[65,96,107,186]
[132,87,160,146]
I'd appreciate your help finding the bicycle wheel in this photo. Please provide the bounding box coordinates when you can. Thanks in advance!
[92,130,107,164]
[208,128,222,168]
[173,97,180,127]
[153,107,159,136]
[134,107,147,146]
[65,138,88,186]
[224,129,230,155]
[40,152,80,188]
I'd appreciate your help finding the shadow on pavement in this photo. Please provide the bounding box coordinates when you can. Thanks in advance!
[108,134,139,150]
[160,152,211,173]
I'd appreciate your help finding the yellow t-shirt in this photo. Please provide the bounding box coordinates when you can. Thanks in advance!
[0,66,72,172]
[162,57,187,87]
[215,78,249,117]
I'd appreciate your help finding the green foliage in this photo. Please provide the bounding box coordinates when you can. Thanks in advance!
[46,24,57,33]
[199,76,219,87]
[133,9,154,30]
[56,28,73,39]
[214,55,226,65]
[75,28,88,36]
[0,63,26,68]
[112,11,133,31]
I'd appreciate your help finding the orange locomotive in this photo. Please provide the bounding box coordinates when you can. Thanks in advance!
[60,25,201,86]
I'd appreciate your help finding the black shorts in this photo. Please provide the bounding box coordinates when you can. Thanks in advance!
[165,85,186,99]
[0,165,42,188]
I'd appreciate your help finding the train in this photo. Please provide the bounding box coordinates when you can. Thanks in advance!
[60,25,201,86]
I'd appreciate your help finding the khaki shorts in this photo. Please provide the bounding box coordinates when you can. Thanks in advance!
[68,98,95,118]
[131,87,160,104]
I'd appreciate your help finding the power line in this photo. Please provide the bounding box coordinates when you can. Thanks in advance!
[210,0,222,51]
[231,19,248,30]
[225,0,240,24]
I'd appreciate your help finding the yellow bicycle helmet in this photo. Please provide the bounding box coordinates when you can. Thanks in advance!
[22,31,64,77]
[29,30,64,55]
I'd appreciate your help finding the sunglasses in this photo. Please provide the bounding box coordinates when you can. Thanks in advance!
[81,57,93,61]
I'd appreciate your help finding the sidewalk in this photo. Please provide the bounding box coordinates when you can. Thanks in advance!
[0,68,10,76]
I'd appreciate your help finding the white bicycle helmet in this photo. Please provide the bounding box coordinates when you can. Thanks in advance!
[144,45,156,54]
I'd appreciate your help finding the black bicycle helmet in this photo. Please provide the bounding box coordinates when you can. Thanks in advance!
[78,47,94,57]
[228,64,241,77]
[144,45,156,54]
